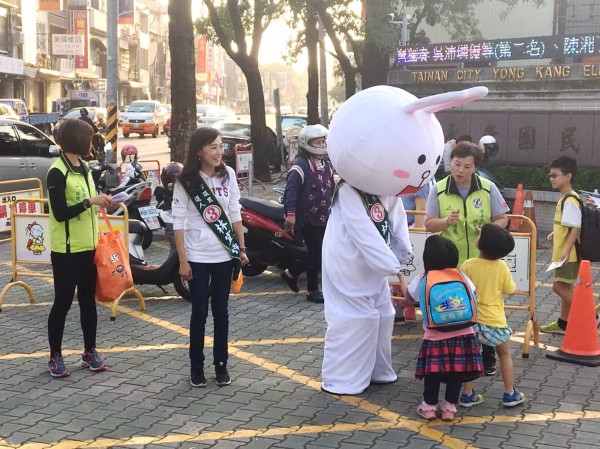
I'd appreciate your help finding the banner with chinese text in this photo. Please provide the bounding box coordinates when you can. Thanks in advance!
[72,11,89,69]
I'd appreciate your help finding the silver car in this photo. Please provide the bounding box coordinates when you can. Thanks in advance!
[0,119,60,194]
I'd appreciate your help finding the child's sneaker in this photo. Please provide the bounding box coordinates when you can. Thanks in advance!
[502,389,526,407]
[416,401,438,420]
[81,348,106,372]
[439,400,457,421]
[215,362,231,386]
[540,321,565,334]
[48,353,70,378]
[459,391,484,408]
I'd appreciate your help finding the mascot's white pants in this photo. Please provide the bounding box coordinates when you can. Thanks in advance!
[321,274,397,395]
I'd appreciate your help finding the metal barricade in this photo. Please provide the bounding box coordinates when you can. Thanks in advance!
[0,199,145,320]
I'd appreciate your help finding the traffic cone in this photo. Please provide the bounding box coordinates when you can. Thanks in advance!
[519,190,548,248]
[546,260,600,366]
[509,183,524,231]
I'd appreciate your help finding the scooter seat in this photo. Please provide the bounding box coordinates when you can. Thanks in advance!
[128,219,149,234]
[240,197,284,222]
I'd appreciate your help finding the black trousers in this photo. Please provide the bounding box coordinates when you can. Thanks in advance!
[289,223,326,292]
[48,250,97,356]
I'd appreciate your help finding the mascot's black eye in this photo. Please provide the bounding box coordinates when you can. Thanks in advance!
[418,154,426,164]
[436,155,441,164]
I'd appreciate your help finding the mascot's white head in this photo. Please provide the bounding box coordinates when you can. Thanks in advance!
[327,85,488,196]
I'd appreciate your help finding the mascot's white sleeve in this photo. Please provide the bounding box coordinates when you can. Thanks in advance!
[386,195,413,264]
[337,183,401,276]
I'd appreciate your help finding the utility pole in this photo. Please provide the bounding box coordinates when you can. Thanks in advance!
[318,17,328,127]
[106,0,119,169]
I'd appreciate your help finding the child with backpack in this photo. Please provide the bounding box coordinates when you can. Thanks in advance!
[459,223,524,408]
[407,235,483,421]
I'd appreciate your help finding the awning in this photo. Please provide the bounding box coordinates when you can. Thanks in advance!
[75,70,100,79]
[36,68,61,78]
[120,80,147,89]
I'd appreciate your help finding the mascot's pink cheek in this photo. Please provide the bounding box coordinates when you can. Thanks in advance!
[393,169,410,179]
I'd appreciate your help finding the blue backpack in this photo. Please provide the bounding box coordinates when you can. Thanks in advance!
[418,268,477,332]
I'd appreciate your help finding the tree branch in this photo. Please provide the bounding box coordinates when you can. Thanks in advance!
[202,0,236,57]
[227,0,248,56]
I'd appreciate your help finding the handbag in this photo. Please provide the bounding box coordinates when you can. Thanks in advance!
[95,209,134,302]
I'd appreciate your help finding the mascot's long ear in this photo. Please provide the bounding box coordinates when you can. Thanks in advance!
[403,86,488,114]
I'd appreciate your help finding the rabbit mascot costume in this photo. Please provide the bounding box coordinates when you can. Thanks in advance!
[321,85,488,395]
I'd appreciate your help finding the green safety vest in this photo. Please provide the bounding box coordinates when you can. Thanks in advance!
[436,174,492,266]
[49,153,98,253]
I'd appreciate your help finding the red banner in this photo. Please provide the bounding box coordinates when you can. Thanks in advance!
[197,37,207,73]
[39,0,62,11]
[72,10,89,69]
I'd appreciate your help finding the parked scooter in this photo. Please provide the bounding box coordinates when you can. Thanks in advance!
[239,196,307,276]
[128,218,191,301]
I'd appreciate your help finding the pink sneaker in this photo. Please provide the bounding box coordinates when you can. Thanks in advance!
[416,401,438,420]
[439,400,457,421]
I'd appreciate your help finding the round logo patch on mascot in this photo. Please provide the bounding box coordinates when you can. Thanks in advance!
[203,205,222,223]
[370,203,385,222]
[472,198,483,208]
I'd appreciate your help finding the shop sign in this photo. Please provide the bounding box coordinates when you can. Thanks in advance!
[396,33,600,65]
[52,34,84,56]
[0,55,24,75]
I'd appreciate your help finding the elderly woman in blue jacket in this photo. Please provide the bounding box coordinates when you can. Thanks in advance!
[280,125,334,304]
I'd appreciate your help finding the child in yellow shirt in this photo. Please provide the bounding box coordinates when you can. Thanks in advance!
[459,223,525,407]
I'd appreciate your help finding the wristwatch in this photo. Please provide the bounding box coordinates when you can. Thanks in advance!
[82,199,91,210]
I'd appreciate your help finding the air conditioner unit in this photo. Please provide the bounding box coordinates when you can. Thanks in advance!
[12,31,24,45]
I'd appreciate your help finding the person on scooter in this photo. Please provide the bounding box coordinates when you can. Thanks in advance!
[79,108,99,134]
[281,124,334,304]
[172,127,249,388]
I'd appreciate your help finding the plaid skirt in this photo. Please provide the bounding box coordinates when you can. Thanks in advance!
[415,334,484,382]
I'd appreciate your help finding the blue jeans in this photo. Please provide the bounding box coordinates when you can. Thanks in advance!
[189,260,233,368]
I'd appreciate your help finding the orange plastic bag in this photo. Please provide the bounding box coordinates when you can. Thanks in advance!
[231,272,244,294]
[95,210,133,302]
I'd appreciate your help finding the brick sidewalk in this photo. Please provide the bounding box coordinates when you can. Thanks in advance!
[1,177,600,449]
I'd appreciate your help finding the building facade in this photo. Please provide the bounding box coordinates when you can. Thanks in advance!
[388,0,600,167]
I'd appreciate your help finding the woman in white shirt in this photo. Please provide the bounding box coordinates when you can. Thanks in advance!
[172,127,249,388]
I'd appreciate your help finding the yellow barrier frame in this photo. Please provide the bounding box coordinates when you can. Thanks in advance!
[0,199,145,320]
[390,212,539,358]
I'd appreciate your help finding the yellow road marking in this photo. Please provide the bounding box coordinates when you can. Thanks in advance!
[431,410,600,426]
[0,343,189,360]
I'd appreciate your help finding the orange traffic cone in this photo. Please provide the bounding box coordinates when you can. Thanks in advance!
[520,190,548,248]
[509,183,524,231]
[546,260,600,366]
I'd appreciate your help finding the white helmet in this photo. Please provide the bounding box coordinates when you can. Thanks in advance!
[298,124,328,156]
[478,135,497,154]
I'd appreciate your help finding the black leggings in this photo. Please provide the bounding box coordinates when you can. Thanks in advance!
[423,373,463,405]
[289,223,325,292]
[48,250,97,356]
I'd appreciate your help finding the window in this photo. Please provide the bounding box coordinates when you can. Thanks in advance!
[0,8,8,53]
[0,124,21,156]
[15,124,52,157]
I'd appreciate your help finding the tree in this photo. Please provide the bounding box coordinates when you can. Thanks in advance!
[196,1,285,181]
[305,2,320,124]
[168,0,197,162]
[362,0,395,89]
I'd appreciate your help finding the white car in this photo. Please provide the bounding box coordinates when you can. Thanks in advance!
[118,105,129,125]
[197,106,236,128]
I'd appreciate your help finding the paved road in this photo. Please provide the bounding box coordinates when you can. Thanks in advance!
[118,133,171,170]
[1,181,600,448]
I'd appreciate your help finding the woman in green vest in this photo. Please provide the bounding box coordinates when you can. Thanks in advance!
[424,140,509,378]
[47,119,113,378]
[424,141,509,266]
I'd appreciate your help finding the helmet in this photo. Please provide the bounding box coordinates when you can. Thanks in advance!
[478,135,498,158]
[161,162,183,188]
[298,124,328,156]
[80,108,89,116]
[121,144,138,162]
